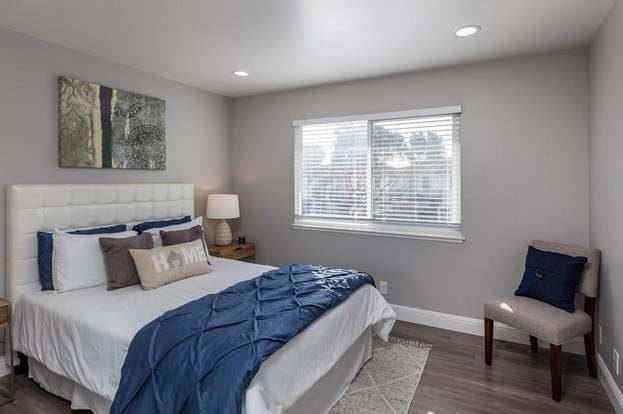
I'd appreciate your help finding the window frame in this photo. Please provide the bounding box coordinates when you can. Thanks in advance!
[292,105,465,243]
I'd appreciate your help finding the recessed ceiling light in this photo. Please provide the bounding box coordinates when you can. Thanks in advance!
[455,25,481,37]
[233,70,249,77]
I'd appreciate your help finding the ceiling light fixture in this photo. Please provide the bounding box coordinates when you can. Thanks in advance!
[233,70,249,77]
[455,25,481,37]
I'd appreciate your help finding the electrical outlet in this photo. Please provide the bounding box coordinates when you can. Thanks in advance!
[598,324,603,345]
[613,349,620,376]
[379,280,388,295]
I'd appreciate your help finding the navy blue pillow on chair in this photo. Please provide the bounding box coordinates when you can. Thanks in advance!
[132,216,192,234]
[515,246,587,312]
[37,224,127,291]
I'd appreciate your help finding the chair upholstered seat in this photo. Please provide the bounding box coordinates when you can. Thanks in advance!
[484,296,592,345]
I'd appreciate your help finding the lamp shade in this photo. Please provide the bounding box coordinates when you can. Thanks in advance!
[206,194,240,219]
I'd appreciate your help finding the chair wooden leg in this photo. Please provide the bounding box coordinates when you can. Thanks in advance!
[584,332,598,378]
[529,335,539,353]
[485,318,493,366]
[550,344,562,402]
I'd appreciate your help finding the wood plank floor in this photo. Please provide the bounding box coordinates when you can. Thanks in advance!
[0,321,614,414]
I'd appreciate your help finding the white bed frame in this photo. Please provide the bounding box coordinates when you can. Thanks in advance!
[5,183,194,304]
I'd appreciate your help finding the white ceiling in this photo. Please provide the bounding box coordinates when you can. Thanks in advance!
[0,0,615,97]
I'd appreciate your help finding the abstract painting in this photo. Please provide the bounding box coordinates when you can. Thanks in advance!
[58,76,166,170]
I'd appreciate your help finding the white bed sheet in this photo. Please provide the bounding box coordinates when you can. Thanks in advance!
[14,258,396,413]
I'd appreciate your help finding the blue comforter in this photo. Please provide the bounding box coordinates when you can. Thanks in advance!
[110,264,374,414]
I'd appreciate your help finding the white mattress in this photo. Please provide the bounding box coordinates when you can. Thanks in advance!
[14,258,396,413]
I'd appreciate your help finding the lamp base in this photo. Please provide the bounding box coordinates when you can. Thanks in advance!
[214,220,232,246]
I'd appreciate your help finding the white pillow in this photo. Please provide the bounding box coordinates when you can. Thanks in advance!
[52,230,137,292]
[144,216,204,247]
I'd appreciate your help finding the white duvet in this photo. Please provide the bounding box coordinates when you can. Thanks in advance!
[14,258,396,413]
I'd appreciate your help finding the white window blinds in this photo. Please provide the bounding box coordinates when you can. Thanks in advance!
[295,120,370,219]
[294,106,462,237]
[371,114,461,225]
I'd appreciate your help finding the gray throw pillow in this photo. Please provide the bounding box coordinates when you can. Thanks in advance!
[100,233,154,290]
[160,225,210,264]
[160,225,203,245]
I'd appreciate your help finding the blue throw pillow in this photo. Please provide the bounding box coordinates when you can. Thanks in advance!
[515,246,587,312]
[132,216,191,234]
[37,224,127,291]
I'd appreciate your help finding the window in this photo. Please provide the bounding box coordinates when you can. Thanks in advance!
[293,106,463,242]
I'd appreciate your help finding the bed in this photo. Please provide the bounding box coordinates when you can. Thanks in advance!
[6,183,396,413]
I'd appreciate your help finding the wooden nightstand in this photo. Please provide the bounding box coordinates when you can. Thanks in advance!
[0,300,14,406]
[208,242,255,262]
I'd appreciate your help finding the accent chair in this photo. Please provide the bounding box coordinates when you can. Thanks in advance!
[483,240,601,402]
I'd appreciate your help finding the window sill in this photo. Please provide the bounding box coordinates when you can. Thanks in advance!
[291,219,465,243]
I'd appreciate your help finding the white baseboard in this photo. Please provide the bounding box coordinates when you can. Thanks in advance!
[392,304,585,354]
[598,353,623,413]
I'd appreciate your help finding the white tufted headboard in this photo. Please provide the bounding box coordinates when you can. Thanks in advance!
[5,183,194,304]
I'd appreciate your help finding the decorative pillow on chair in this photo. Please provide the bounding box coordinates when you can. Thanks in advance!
[515,246,587,312]
[130,239,212,290]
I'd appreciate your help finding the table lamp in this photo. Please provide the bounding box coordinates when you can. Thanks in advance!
[206,194,240,246]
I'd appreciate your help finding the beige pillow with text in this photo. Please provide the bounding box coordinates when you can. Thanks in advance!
[130,239,212,290]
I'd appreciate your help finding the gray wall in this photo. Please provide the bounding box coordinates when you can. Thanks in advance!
[231,49,590,320]
[0,24,602,362]
[590,0,623,389]
[0,28,231,297]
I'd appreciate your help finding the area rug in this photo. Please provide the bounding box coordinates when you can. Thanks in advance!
[329,336,432,414]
